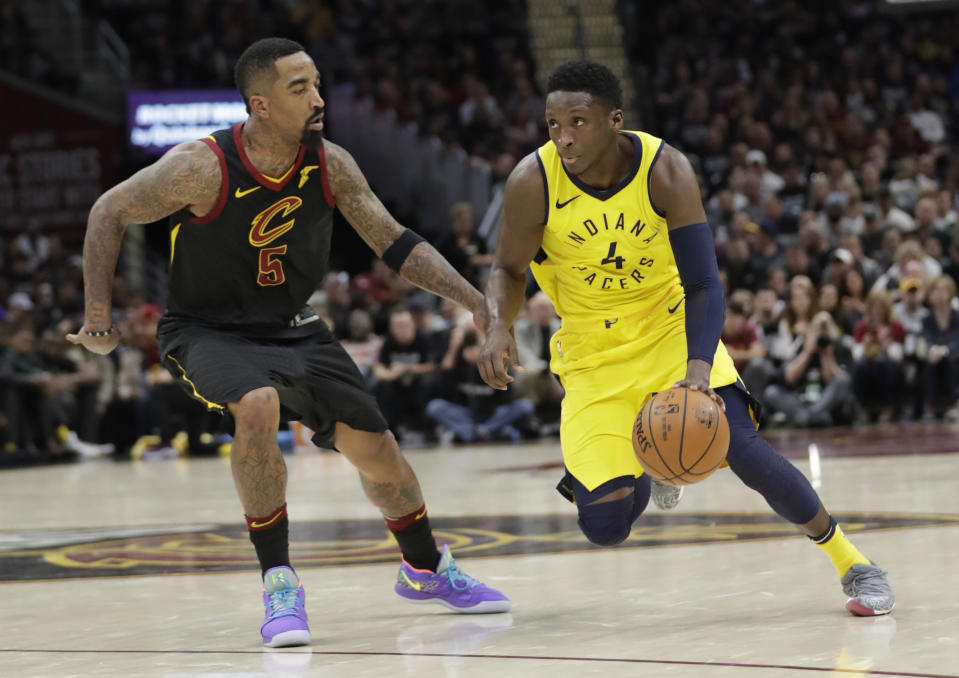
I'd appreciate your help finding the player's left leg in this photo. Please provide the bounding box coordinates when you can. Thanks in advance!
[567,473,651,546]
[716,384,894,616]
[334,422,511,614]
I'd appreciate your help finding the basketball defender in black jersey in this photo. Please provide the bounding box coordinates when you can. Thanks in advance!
[68,38,510,647]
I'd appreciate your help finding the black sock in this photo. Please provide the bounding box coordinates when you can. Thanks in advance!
[248,517,291,575]
[391,517,441,571]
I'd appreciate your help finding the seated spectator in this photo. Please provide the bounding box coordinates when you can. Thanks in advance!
[767,278,818,369]
[341,308,383,384]
[852,290,906,422]
[872,240,941,295]
[893,276,929,420]
[512,291,563,430]
[722,236,759,293]
[763,310,855,427]
[96,316,149,457]
[3,326,64,455]
[721,292,772,396]
[373,306,438,442]
[817,283,844,333]
[322,271,352,340]
[436,202,492,289]
[354,259,397,306]
[921,275,959,419]
[839,267,867,335]
[426,328,535,444]
[750,287,784,354]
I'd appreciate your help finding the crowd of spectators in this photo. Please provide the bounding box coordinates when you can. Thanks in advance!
[2,1,959,463]
[641,0,959,426]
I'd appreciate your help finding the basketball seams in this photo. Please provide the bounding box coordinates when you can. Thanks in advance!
[633,388,729,486]
[684,400,723,472]
[647,393,681,479]
[678,389,688,472]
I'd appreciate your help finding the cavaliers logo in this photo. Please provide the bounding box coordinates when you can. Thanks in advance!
[249,196,302,247]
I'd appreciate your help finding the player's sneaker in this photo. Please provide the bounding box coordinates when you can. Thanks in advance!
[842,563,895,616]
[395,544,511,613]
[261,566,311,647]
[650,478,684,510]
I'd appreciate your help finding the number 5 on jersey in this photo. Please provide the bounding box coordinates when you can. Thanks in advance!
[258,245,288,286]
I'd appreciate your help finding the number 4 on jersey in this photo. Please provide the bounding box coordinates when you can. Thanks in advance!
[601,242,625,269]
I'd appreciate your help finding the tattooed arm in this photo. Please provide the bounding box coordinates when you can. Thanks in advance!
[66,141,221,354]
[324,141,486,321]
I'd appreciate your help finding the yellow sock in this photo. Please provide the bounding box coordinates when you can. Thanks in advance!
[813,519,870,577]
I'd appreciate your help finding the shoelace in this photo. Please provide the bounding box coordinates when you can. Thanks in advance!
[444,562,478,591]
[849,568,889,597]
[267,587,301,618]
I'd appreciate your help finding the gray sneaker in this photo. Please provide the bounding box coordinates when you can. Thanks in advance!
[841,563,895,616]
[650,478,684,510]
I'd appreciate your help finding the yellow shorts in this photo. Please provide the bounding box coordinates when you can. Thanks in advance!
[552,293,740,492]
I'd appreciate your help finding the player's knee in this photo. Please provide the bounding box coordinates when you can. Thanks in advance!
[232,387,280,433]
[577,498,635,547]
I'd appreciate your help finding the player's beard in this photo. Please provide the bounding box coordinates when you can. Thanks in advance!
[301,127,324,147]
[301,109,325,147]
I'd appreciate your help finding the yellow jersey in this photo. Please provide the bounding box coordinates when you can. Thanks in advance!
[530,130,680,322]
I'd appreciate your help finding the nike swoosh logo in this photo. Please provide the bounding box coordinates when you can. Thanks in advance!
[234,186,261,198]
[667,297,685,314]
[555,195,580,209]
[250,513,283,529]
[399,570,422,591]
[414,509,427,521]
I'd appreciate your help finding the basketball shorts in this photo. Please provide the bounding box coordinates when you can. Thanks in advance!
[157,321,387,450]
[551,290,741,492]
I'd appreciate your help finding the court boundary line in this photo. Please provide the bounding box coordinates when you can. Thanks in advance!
[0,648,953,677]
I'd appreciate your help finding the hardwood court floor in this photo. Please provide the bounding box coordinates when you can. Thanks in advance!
[1,423,958,677]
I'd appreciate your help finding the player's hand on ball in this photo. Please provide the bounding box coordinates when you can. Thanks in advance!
[674,359,725,411]
[66,325,121,355]
[477,324,523,390]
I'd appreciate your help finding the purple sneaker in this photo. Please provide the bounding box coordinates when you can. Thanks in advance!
[261,566,311,647]
[394,544,511,613]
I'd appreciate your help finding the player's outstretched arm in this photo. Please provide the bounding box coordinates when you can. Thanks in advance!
[651,144,725,409]
[66,142,221,355]
[323,141,485,322]
[478,153,546,390]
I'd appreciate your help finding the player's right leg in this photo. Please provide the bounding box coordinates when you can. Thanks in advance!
[159,327,310,647]
[229,387,311,647]
[717,384,894,616]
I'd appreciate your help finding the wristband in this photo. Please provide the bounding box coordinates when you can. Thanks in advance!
[84,325,115,337]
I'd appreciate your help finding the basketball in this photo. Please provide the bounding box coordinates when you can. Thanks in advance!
[632,387,730,486]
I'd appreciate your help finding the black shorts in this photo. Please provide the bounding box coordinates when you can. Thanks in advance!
[157,322,387,450]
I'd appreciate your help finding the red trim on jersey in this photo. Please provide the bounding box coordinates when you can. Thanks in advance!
[190,137,229,224]
[233,122,305,191]
[318,142,335,208]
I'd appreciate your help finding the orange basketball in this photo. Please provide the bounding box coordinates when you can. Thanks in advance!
[632,387,730,486]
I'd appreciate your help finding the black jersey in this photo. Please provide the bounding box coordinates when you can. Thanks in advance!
[164,123,336,329]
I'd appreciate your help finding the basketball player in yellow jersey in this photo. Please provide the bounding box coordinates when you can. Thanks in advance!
[478,61,894,616]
